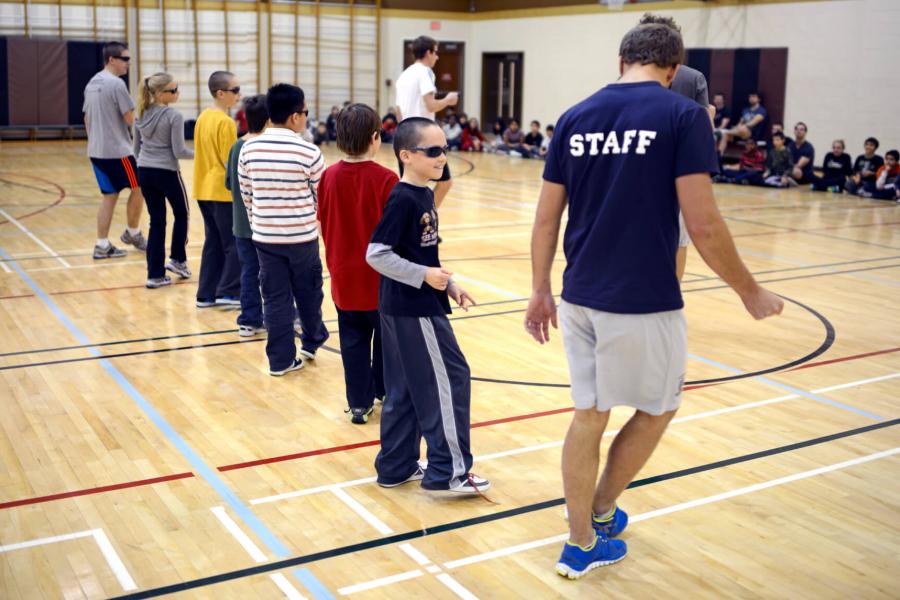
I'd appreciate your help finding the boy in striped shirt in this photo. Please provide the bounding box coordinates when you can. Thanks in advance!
[237,84,329,375]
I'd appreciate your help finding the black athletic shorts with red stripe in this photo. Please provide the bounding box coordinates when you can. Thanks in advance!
[90,156,140,194]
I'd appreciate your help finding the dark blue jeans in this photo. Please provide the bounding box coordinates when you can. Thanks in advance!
[336,308,385,410]
[256,240,329,370]
[234,237,263,327]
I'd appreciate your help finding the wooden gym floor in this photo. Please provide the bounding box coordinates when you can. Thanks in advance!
[0,140,898,599]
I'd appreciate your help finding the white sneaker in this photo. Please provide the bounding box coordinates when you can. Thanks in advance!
[146,276,172,289]
[448,473,491,495]
[165,259,191,279]
[298,348,316,361]
[378,462,426,488]
[238,325,266,337]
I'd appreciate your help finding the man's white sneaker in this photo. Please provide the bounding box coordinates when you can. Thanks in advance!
[448,473,491,495]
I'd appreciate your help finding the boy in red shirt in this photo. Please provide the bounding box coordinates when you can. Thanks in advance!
[717,138,765,185]
[318,104,399,423]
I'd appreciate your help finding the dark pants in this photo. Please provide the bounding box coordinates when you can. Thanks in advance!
[375,314,472,490]
[336,308,385,410]
[722,168,763,185]
[256,240,328,371]
[234,237,263,327]
[197,200,241,301]
[139,167,188,279]
[811,174,847,191]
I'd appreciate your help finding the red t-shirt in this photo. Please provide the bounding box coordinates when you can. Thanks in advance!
[318,160,399,311]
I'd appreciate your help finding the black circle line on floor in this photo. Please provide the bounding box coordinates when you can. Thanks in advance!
[107,417,900,600]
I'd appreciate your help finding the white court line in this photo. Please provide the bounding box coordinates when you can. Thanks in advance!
[211,506,269,562]
[210,506,308,599]
[0,208,71,268]
[451,273,523,300]
[812,372,900,393]
[442,447,900,570]
[331,488,393,535]
[337,569,423,596]
[331,489,480,599]
[0,528,137,591]
[0,258,10,273]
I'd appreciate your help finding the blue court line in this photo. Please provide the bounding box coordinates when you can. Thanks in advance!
[689,352,883,421]
[0,247,334,600]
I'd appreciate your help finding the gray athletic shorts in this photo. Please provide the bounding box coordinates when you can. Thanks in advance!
[558,300,687,415]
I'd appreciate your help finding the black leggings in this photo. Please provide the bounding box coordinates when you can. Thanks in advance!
[138,167,189,279]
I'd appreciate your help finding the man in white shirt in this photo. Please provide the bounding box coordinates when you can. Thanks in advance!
[394,36,458,207]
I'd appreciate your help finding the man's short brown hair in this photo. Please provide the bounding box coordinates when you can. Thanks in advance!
[102,41,128,64]
[337,103,380,156]
[411,36,438,60]
[619,23,684,68]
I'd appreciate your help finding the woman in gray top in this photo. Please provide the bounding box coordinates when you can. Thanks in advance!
[134,72,194,288]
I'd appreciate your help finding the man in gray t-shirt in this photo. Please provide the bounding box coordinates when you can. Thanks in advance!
[83,41,146,259]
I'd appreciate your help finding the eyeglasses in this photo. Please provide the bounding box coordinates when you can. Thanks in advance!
[411,145,449,158]
[114,56,131,62]
[223,86,241,94]
[299,109,309,117]
[163,87,179,94]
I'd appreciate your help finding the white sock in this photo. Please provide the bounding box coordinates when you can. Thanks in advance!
[96,238,110,248]
[127,227,140,236]
[594,505,616,521]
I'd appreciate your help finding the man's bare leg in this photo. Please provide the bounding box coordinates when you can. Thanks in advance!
[433,179,453,208]
[592,409,676,515]
[125,187,144,230]
[96,192,120,239]
[562,408,611,547]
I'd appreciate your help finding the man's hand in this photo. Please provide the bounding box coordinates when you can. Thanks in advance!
[524,289,557,344]
[448,283,475,311]
[425,267,453,290]
[740,285,784,320]
[445,92,459,106]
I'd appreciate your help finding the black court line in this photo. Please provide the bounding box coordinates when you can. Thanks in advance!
[109,417,900,600]
[4,261,897,372]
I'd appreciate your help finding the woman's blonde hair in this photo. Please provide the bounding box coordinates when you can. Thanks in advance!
[138,72,174,116]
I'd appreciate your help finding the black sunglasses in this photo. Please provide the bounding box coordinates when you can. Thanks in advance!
[412,145,449,158]
[114,55,131,62]
[163,87,179,94]
[223,86,241,94]
[299,109,309,116]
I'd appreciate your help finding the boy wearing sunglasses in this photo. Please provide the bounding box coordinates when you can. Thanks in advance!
[365,117,489,495]
[193,70,242,308]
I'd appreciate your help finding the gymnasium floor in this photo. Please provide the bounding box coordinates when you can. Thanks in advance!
[0,140,898,599]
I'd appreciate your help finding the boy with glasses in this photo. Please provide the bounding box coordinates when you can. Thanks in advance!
[194,71,242,307]
[366,117,489,495]
[83,41,147,259]
[237,84,328,376]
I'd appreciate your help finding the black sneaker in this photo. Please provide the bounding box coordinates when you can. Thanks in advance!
[269,358,304,377]
[93,243,127,259]
[346,406,374,424]
[298,348,316,361]
[377,463,426,488]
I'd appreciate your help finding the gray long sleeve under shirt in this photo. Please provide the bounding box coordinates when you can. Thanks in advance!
[134,104,194,171]
[366,242,428,289]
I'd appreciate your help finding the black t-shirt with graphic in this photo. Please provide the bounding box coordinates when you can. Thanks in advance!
[853,154,884,182]
[821,153,853,178]
[370,182,451,317]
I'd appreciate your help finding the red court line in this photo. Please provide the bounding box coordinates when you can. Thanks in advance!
[0,472,194,510]
[5,344,898,508]
[788,347,900,372]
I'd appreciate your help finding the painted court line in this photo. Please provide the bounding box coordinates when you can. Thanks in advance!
[331,488,481,599]
[252,366,895,508]
[0,208,71,268]
[690,353,883,421]
[440,446,900,571]
[0,528,138,591]
[211,506,308,599]
[337,569,423,596]
[0,247,332,600]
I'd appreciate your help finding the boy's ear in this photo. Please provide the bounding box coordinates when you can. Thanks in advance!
[398,149,411,164]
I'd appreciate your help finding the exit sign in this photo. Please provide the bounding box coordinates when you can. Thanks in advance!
[431,21,441,31]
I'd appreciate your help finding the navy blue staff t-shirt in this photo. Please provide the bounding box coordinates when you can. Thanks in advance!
[369,181,452,317]
[543,81,719,314]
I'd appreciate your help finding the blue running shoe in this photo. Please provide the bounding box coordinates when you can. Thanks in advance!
[592,505,628,538]
[556,534,627,579]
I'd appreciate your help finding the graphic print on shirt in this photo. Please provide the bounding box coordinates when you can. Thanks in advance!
[420,209,438,246]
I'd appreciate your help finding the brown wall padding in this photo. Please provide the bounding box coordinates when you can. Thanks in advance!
[758,47,788,129]
[37,40,68,126]
[707,49,735,102]
[7,37,38,125]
